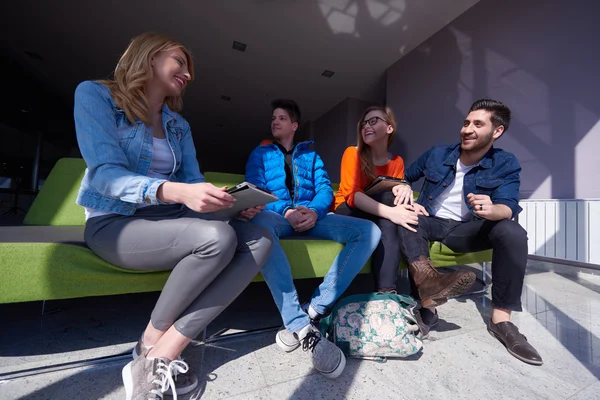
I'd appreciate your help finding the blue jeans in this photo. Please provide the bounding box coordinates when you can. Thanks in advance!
[251,210,381,334]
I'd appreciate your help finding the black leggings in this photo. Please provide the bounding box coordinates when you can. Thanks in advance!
[335,192,402,291]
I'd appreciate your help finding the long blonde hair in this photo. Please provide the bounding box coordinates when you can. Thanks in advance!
[356,105,397,181]
[98,32,195,126]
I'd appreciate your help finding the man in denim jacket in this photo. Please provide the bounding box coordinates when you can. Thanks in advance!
[398,99,542,366]
[243,99,381,379]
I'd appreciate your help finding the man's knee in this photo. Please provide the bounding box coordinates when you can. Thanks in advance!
[490,219,527,244]
[241,223,274,256]
[345,216,382,243]
[398,214,430,237]
[250,211,282,236]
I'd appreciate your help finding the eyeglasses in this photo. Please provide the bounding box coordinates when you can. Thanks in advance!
[360,116,388,127]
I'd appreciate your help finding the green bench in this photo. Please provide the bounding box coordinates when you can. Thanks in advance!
[0,158,491,304]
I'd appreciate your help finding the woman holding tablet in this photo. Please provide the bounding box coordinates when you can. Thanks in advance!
[333,106,416,293]
[74,32,272,399]
[333,106,471,326]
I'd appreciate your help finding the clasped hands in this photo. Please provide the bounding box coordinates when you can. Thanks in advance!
[284,206,318,232]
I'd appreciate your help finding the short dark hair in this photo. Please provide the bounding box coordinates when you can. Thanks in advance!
[271,99,301,124]
[469,99,511,132]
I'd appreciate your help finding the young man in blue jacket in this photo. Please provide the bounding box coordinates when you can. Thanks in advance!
[397,99,542,366]
[243,99,381,379]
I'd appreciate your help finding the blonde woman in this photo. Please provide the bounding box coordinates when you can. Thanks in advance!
[74,33,272,399]
[333,106,474,324]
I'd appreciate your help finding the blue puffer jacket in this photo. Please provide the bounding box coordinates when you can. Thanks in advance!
[245,140,333,219]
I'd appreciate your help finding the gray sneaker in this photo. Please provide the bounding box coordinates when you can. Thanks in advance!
[296,324,346,379]
[276,327,301,352]
[132,337,198,396]
[132,335,152,359]
[122,351,190,400]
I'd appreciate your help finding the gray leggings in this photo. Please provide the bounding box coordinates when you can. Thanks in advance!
[84,205,273,339]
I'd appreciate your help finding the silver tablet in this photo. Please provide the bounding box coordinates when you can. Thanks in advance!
[213,182,279,218]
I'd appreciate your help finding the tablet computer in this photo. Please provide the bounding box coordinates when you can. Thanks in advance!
[364,176,408,195]
[213,182,279,218]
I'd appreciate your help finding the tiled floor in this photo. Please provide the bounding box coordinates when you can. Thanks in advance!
[1,261,599,399]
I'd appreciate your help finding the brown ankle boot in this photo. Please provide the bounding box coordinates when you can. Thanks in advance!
[409,258,476,308]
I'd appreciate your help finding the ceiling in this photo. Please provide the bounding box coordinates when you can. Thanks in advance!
[1,0,478,160]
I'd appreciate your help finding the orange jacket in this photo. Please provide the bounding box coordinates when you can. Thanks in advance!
[333,146,405,210]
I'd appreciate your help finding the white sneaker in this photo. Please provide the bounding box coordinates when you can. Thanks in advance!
[275,327,301,352]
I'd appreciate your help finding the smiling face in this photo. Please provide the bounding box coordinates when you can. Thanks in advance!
[460,109,504,153]
[360,109,394,148]
[150,47,191,97]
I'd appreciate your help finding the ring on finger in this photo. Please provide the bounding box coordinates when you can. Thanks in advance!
[479,204,483,211]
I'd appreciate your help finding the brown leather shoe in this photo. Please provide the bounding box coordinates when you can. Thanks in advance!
[409,258,476,308]
[488,320,543,365]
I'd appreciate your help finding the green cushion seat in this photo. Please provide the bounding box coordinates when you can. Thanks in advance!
[0,158,491,304]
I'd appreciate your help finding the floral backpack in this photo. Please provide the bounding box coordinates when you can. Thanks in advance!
[319,292,424,362]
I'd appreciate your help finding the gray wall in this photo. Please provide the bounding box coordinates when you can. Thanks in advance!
[312,97,373,183]
[197,117,314,176]
[386,0,600,199]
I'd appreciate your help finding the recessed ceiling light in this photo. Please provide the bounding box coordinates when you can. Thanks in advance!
[232,41,247,52]
[24,50,43,61]
[221,95,231,101]
[321,70,335,78]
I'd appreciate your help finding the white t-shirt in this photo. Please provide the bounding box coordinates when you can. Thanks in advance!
[431,159,476,221]
[84,137,174,220]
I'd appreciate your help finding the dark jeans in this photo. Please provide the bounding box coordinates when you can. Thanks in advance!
[398,215,528,311]
[335,192,403,292]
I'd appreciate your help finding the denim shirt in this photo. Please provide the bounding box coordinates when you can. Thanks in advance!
[404,143,522,219]
[74,80,204,215]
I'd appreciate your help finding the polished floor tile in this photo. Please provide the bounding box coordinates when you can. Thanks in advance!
[1,262,600,399]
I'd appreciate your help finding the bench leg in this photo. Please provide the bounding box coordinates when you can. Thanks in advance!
[0,353,132,380]
[0,302,132,380]
[203,325,280,344]
[40,300,61,316]
[464,261,489,296]
[450,261,490,300]
[1,323,280,380]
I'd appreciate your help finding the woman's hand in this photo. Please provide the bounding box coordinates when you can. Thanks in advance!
[383,204,419,232]
[159,182,235,213]
[392,183,413,205]
[185,183,236,212]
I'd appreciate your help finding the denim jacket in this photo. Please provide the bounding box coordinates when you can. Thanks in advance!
[404,143,522,219]
[74,80,204,215]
